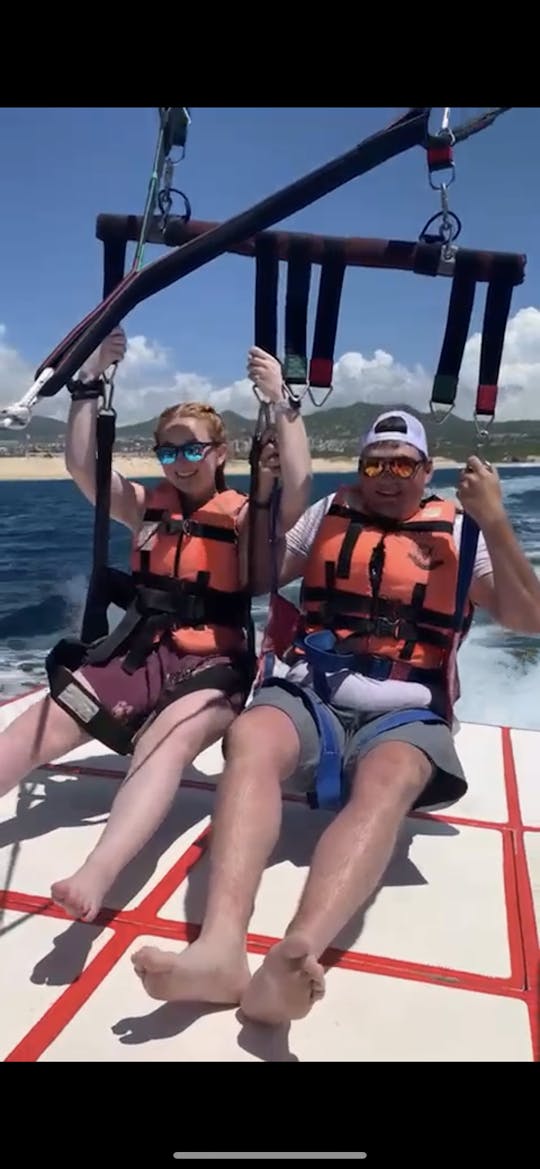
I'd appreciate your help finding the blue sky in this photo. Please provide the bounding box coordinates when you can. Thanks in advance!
[0,107,539,422]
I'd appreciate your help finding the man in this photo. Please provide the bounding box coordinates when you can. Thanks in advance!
[132,410,540,1024]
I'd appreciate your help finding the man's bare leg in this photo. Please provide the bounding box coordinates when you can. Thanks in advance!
[0,678,92,800]
[132,705,300,1004]
[240,740,432,1025]
[51,687,237,926]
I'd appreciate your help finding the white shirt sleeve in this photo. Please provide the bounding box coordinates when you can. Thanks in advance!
[285,493,336,558]
[453,512,493,579]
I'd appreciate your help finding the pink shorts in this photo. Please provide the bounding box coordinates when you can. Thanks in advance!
[79,635,251,736]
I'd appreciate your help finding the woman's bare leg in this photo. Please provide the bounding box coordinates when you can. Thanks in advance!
[51,687,237,924]
[0,679,92,800]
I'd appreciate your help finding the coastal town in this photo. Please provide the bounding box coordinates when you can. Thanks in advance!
[1,401,540,477]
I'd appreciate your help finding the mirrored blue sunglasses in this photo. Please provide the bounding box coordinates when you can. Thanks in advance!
[153,441,216,465]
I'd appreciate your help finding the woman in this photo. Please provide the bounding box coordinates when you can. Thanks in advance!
[0,327,312,922]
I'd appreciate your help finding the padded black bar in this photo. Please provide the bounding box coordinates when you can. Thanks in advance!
[33,107,431,397]
[97,215,527,285]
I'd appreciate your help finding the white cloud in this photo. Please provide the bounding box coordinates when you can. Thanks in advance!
[2,305,540,428]
[331,350,429,413]
[0,330,35,405]
[118,334,170,382]
[456,306,540,421]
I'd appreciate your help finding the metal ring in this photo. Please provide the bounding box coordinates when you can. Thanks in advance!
[418,209,462,245]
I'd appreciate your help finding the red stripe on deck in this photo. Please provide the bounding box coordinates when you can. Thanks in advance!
[2,830,210,1063]
[2,720,538,1061]
[242,929,524,998]
[501,727,540,1061]
[0,888,525,998]
[4,926,139,1062]
[136,828,210,918]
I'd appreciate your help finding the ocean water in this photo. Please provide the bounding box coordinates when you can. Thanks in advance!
[1,467,539,730]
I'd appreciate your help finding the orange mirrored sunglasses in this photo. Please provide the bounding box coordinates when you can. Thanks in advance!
[361,455,424,479]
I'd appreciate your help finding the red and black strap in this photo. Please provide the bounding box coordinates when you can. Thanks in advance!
[308,239,346,394]
[475,253,523,422]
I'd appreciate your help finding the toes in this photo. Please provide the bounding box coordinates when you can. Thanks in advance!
[303,954,325,996]
[50,880,68,905]
[131,956,145,981]
[52,896,95,923]
[131,946,174,975]
[131,947,154,974]
[241,937,325,1025]
[80,903,98,924]
[50,879,95,922]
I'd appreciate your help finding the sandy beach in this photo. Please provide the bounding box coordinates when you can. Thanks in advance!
[0,453,478,482]
[1,452,539,482]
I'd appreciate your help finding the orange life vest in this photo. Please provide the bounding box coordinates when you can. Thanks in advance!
[129,480,250,656]
[295,487,473,683]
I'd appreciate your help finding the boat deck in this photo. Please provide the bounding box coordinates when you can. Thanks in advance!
[1,687,538,1061]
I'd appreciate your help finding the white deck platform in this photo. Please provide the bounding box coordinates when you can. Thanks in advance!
[1,687,538,1062]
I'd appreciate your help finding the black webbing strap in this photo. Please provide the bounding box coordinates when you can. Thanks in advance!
[254,234,279,355]
[431,251,477,409]
[249,213,284,666]
[102,236,128,299]
[283,240,312,384]
[309,240,346,389]
[80,412,116,643]
[79,233,126,645]
[475,255,523,420]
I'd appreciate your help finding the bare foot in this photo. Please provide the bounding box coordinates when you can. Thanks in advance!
[131,940,250,1005]
[240,933,325,1025]
[51,863,111,923]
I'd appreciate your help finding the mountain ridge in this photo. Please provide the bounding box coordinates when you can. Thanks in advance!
[2,402,540,458]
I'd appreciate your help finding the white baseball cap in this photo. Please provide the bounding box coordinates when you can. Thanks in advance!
[359,410,429,459]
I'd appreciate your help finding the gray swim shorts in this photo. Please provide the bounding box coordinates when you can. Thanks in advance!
[247,681,468,810]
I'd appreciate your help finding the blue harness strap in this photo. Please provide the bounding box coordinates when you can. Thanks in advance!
[257,676,446,812]
[257,676,344,810]
[345,704,446,747]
